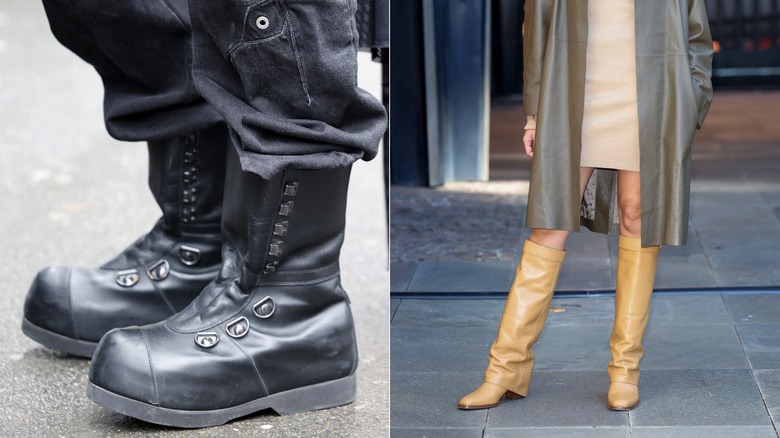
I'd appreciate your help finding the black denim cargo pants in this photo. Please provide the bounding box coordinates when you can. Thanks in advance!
[42,0,387,177]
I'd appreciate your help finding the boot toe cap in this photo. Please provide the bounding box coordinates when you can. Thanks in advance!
[457,382,519,410]
[24,266,76,337]
[89,327,157,405]
[607,382,640,410]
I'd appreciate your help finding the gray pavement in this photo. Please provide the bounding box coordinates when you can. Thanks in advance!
[391,293,780,437]
[0,1,388,436]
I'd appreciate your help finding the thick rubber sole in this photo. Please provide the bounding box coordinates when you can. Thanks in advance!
[21,318,97,358]
[87,373,357,428]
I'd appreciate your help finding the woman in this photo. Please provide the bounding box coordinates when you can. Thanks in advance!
[458,0,713,411]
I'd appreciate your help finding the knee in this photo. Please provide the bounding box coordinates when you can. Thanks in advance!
[529,228,569,250]
[619,201,642,236]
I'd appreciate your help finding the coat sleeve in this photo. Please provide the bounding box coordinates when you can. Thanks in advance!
[688,0,714,129]
[522,0,553,116]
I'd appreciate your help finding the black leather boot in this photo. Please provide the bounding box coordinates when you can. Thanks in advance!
[22,124,229,358]
[86,145,357,428]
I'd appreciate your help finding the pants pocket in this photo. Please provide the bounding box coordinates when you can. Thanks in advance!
[228,0,311,115]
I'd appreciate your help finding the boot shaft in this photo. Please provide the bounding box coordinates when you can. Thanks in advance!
[608,236,660,384]
[148,123,229,237]
[220,144,351,289]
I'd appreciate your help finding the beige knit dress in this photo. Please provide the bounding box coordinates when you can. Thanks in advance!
[579,0,641,172]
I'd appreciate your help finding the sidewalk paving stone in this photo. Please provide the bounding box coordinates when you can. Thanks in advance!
[392,262,418,293]
[392,327,493,373]
[630,426,778,438]
[644,294,732,325]
[405,261,514,293]
[630,369,770,427]
[390,372,488,429]
[641,324,748,370]
[735,324,780,370]
[392,428,484,438]
[725,294,780,324]
[485,427,629,438]
[654,254,719,289]
[755,370,780,409]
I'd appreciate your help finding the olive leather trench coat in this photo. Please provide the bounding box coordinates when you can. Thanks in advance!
[523,0,714,246]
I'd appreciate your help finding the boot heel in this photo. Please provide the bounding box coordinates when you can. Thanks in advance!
[269,374,357,416]
[505,391,524,400]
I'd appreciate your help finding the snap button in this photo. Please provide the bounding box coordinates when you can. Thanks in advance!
[256,16,270,30]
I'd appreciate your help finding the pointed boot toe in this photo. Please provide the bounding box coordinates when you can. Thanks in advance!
[607,382,639,411]
[457,382,523,410]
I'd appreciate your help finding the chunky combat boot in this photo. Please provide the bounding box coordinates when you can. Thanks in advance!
[86,145,358,428]
[458,240,565,410]
[22,124,229,358]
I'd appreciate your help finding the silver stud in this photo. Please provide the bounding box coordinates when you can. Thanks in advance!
[226,317,249,338]
[178,245,202,266]
[263,262,278,274]
[253,296,276,318]
[184,134,198,145]
[279,201,294,216]
[284,182,299,197]
[268,241,284,257]
[195,332,219,348]
[147,259,170,281]
[256,16,270,29]
[116,269,139,287]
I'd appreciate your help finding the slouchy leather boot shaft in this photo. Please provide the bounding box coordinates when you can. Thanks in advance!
[22,125,230,357]
[484,241,565,394]
[458,240,565,410]
[608,236,659,385]
[607,236,660,410]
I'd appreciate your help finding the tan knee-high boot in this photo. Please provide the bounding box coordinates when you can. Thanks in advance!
[457,240,565,410]
[607,236,659,411]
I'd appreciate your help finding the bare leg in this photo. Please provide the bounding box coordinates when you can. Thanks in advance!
[529,167,595,250]
[617,170,642,237]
